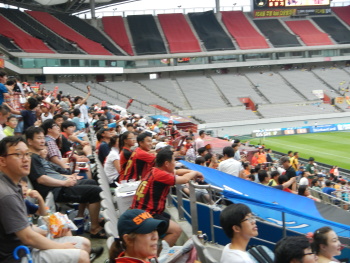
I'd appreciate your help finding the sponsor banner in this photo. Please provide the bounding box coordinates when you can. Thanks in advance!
[252,123,350,137]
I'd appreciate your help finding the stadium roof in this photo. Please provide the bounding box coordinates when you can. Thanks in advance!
[0,0,139,14]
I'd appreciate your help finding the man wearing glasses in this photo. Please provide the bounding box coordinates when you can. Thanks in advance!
[220,203,258,263]
[0,136,90,263]
[274,236,317,263]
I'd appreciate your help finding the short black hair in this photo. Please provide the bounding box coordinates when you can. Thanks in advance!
[73,108,80,117]
[61,120,76,131]
[40,119,56,135]
[233,139,240,143]
[232,143,239,149]
[197,147,207,156]
[270,171,280,179]
[7,115,17,121]
[223,146,235,158]
[278,175,289,185]
[274,236,311,263]
[0,105,10,116]
[195,157,206,165]
[137,132,152,144]
[74,96,82,103]
[220,203,252,239]
[25,126,44,141]
[27,97,38,110]
[0,136,26,157]
[0,70,7,78]
[199,130,205,136]
[156,148,173,167]
[325,180,332,187]
[258,170,269,183]
[288,150,293,155]
[53,114,63,121]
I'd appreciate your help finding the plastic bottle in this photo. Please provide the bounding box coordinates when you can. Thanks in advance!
[197,230,205,244]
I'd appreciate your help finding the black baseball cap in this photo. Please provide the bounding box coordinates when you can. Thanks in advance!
[118,209,167,238]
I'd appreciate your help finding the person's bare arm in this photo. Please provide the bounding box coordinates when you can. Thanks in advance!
[77,86,91,106]
[49,156,70,169]
[2,102,20,115]
[16,226,77,250]
[281,177,296,189]
[37,174,76,187]
[239,169,247,179]
[175,171,203,185]
[27,190,47,216]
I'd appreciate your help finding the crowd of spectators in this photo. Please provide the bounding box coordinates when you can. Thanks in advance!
[0,68,347,263]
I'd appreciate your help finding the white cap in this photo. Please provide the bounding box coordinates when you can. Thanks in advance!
[155,142,168,151]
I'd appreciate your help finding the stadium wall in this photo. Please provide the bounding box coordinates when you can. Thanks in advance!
[198,112,350,137]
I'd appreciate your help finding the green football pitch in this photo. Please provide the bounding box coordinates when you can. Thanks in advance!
[249,131,350,170]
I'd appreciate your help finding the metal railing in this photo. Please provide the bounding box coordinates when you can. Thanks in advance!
[309,188,350,210]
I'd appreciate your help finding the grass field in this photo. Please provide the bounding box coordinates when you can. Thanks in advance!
[249,131,350,170]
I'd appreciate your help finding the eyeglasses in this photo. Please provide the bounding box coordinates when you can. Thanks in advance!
[241,216,257,223]
[303,252,317,259]
[3,152,33,159]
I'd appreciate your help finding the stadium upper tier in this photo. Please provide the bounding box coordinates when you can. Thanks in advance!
[42,66,349,124]
[1,7,350,56]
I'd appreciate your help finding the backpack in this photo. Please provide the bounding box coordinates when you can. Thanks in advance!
[247,245,274,263]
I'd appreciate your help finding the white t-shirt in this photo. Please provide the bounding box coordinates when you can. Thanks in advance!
[220,244,254,263]
[299,177,309,186]
[41,112,53,122]
[218,158,243,177]
[104,147,120,184]
[0,125,6,141]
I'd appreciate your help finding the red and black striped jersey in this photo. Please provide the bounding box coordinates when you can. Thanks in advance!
[131,167,175,215]
[119,147,133,182]
[121,147,155,182]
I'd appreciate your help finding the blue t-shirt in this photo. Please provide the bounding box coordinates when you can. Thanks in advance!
[25,200,39,215]
[72,117,85,131]
[323,187,336,196]
[0,83,8,105]
[21,110,36,132]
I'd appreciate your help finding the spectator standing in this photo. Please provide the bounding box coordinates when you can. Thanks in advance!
[74,86,91,132]
[194,130,206,153]
[299,171,310,186]
[0,70,9,105]
[290,152,300,171]
[218,147,245,178]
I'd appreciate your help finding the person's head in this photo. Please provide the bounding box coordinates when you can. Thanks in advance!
[40,103,50,113]
[309,157,315,164]
[39,146,48,159]
[288,150,293,157]
[155,148,175,173]
[195,156,206,166]
[96,128,112,142]
[108,135,119,149]
[5,115,18,129]
[197,147,208,157]
[271,170,280,181]
[258,170,270,184]
[26,97,38,110]
[248,174,255,181]
[41,119,60,138]
[137,132,153,152]
[199,130,205,138]
[223,146,235,159]
[0,105,10,124]
[19,177,29,198]
[298,185,310,197]
[53,114,64,127]
[233,139,241,146]
[0,70,8,84]
[280,156,291,169]
[73,108,81,117]
[294,152,299,158]
[119,131,135,151]
[74,96,83,104]
[311,179,319,187]
[25,126,46,152]
[61,121,76,135]
[61,110,70,118]
[220,203,258,241]
[0,136,31,181]
[232,143,239,152]
[278,175,289,185]
[116,209,167,261]
[313,227,341,257]
[126,123,134,132]
[185,137,192,144]
[325,180,332,187]
[275,236,317,263]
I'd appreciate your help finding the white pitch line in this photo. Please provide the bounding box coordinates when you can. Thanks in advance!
[264,139,347,160]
